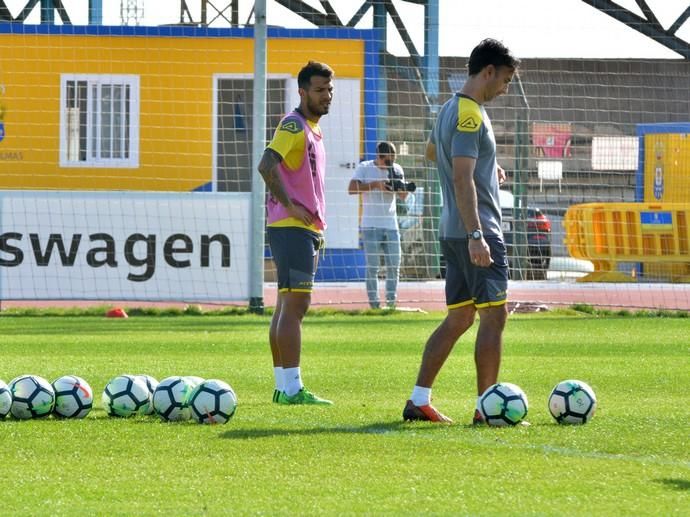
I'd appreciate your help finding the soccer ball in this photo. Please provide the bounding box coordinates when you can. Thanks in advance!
[548,379,597,425]
[135,374,159,415]
[152,376,194,422]
[9,374,55,419]
[188,379,237,425]
[0,380,12,418]
[477,382,529,427]
[52,375,94,419]
[102,375,151,417]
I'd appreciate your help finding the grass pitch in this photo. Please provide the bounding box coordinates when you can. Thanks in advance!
[1,311,688,515]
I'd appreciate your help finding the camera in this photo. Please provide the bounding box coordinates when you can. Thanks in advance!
[386,179,417,192]
[386,166,416,192]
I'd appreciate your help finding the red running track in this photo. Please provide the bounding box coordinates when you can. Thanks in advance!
[2,281,688,312]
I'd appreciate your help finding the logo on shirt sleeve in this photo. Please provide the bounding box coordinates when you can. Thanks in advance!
[456,97,483,133]
[279,116,303,135]
[280,121,301,134]
[458,115,480,132]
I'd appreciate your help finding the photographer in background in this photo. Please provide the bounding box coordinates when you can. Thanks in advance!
[348,141,415,309]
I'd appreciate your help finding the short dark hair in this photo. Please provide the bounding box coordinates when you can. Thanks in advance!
[376,141,396,156]
[467,39,520,76]
[297,61,334,89]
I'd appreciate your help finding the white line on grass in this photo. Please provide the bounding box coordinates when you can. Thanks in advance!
[352,427,690,469]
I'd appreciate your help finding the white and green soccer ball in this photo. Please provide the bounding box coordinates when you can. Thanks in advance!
[477,382,529,427]
[52,375,94,419]
[0,380,12,418]
[9,374,55,419]
[548,379,597,425]
[152,376,194,422]
[188,379,237,425]
[135,374,159,415]
[102,375,151,417]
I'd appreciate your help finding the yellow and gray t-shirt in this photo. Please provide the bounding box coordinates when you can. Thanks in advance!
[429,93,502,240]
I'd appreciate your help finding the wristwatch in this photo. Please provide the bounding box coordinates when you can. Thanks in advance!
[469,229,483,240]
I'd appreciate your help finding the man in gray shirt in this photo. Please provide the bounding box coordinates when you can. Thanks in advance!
[403,39,520,424]
[348,141,409,309]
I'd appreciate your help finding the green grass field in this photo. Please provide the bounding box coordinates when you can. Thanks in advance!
[1,311,688,515]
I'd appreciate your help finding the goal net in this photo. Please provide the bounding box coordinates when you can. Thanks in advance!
[1,1,688,311]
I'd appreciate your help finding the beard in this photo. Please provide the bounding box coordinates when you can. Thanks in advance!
[307,97,329,116]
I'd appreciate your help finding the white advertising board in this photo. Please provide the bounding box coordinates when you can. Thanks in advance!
[591,136,639,171]
[0,191,251,301]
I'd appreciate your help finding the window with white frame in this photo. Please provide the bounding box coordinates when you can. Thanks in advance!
[60,75,139,167]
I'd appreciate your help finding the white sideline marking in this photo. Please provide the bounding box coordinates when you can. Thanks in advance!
[522,443,690,469]
[384,426,690,469]
[361,428,690,469]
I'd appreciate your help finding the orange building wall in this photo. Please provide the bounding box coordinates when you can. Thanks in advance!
[0,34,364,191]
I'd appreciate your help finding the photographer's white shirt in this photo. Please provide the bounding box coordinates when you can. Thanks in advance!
[351,160,404,230]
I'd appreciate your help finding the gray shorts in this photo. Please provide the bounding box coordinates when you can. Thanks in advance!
[441,236,509,309]
[267,227,323,292]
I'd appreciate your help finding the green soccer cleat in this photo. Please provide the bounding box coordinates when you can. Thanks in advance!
[272,389,282,403]
[277,388,333,405]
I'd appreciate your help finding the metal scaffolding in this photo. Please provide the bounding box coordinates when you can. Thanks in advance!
[120,0,144,26]
[2,1,687,60]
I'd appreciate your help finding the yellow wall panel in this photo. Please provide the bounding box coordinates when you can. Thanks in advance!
[644,133,690,203]
[0,33,364,192]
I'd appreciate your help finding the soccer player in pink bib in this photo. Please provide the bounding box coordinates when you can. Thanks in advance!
[257,61,334,405]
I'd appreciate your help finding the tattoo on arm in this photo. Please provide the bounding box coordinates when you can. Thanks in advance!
[258,149,292,208]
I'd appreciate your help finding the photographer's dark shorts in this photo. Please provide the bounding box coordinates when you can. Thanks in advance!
[441,236,509,309]
[267,227,323,293]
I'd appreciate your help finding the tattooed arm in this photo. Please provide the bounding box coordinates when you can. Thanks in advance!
[258,148,314,226]
[258,149,290,206]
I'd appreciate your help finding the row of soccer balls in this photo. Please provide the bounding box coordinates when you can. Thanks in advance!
[0,374,237,425]
[477,379,597,426]
[0,374,594,426]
